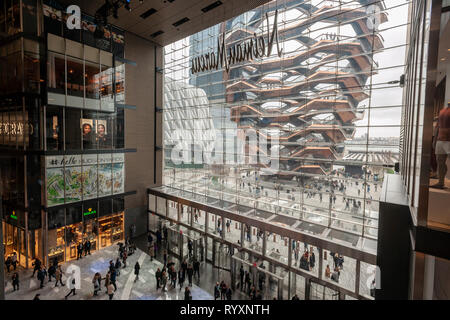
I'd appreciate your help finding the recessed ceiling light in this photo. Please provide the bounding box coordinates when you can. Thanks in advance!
[441,58,447,61]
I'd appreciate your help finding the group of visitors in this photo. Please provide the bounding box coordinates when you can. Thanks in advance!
[324,252,344,283]
[214,280,233,300]
[76,240,92,260]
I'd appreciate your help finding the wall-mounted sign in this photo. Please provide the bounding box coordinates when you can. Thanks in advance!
[190,10,283,75]
[10,211,18,220]
[83,208,97,216]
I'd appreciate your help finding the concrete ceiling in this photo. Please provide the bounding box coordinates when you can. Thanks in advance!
[60,0,271,46]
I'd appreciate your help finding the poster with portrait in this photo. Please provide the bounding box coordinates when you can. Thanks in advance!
[43,1,62,36]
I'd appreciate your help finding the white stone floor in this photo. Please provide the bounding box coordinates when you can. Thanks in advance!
[4,246,213,300]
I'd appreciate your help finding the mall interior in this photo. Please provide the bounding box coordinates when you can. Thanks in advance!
[0,0,449,300]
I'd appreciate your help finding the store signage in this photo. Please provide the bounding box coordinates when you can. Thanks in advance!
[190,10,283,75]
[83,208,96,216]
[10,211,18,220]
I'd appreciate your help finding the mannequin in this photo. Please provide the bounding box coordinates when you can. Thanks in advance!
[431,102,450,189]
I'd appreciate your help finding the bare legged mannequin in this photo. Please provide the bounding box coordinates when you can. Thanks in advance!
[431,103,450,189]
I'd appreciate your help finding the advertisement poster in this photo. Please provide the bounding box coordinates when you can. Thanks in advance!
[82,165,98,200]
[112,162,124,194]
[81,13,97,48]
[64,166,82,204]
[98,163,113,196]
[43,2,62,36]
[111,26,125,58]
[46,167,65,207]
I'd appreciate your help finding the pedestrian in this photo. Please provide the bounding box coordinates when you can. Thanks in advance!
[55,266,64,287]
[92,273,100,296]
[12,272,19,291]
[122,250,127,268]
[76,242,82,260]
[84,240,91,256]
[187,264,193,286]
[184,286,192,300]
[239,266,244,290]
[155,268,162,289]
[31,258,41,277]
[104,272,111,292]
[214,282,220,300]
[163,249,168,266]
[187,239,193,257]
[161,271,168,292]
[244,271,251,292]
[178,269,185,291]
[11,252,17,270]
[149,242,155,261]
[110,268,117,291]
[193,259,200,279]
[5,256,12,273]
[37,267,45,288]
[107,282,115,300]
[171,267,177,288]
[134,262,140,282]
[225,285,232,300]
[64,273,77,299]
[115,258,122,276]
[220,280,227,300]
[48,264,56,282]
[33,294,40,301]
[292,294,300,300]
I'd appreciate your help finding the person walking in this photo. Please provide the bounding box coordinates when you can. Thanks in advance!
[220,280,227,300]
[37,267,45,289]
[155,268,162,290]
[115,258,121,276]
[225,285,232,300]
[193,259,200,280]
[178,269,185,291]
[12,272,19,291]
[77,242,83,260]
[107,282,115,300]
[31,258,41,277]
[104,272,111,293]
[149,242,155,261]
[84,240,91,256]
[134,262,140,282]
[214,282,220,300]
[5,256,12,273]
[244,271,251,293]
[11,252,17,271]
[110,268,117,291]
[187,239,193,258]
[64,275,77,299]
[33,294,40,300]
[161,271,168,292]
[163,249,168,266]
[55,266,64,287]
[48,264,56,282]
[184,286,192,300]
[122,250,128,268]
[239,266,245,290]
[171,267,177,288]
[187,264,194,286]
[92,273,100,296]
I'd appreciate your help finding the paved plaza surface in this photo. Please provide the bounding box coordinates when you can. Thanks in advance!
[4,246,213,300]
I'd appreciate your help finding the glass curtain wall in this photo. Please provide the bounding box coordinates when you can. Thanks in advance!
[163,0,410,244]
